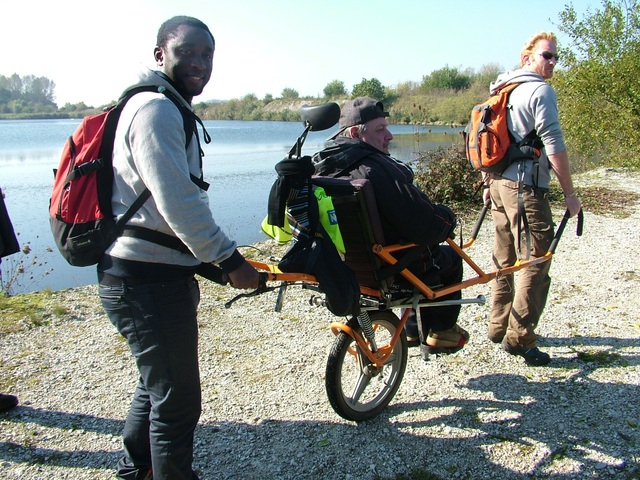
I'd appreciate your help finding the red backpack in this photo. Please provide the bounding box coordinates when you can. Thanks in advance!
[464,83,541,174]
[49,85,208,267]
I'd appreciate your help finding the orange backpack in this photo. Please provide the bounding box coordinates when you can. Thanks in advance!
[464,83,541,174]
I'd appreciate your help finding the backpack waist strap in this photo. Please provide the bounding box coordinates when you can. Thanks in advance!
[121,225,192,254]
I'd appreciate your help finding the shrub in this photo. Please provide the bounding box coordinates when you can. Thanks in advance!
[0,241,54,296]
[413,144,484,214]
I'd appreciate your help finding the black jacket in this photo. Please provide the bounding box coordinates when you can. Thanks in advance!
[312,138,456,248]
[0,187,19,261]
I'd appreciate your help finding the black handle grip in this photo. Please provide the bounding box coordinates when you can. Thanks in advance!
[470,200,491,241]
[549,208,584,254]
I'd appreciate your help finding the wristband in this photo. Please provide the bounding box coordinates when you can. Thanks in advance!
[564,191,577,199]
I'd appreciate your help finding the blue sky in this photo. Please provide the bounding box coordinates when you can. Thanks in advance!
[3,0,598,107]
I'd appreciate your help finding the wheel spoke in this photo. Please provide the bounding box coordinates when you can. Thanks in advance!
[346,350,372,405]
[385,351,397,364]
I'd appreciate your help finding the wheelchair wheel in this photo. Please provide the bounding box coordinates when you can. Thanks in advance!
[325,310,407,421]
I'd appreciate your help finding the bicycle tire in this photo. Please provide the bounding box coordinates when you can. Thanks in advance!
[325,310,408,421]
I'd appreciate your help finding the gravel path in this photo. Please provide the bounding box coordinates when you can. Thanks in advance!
[1,168,639,479]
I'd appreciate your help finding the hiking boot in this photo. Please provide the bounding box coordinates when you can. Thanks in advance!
[501,343,551,366]
[0,394,18,412]
[425,325,469,354]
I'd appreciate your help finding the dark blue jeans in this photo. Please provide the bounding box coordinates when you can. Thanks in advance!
[99,275,201,480]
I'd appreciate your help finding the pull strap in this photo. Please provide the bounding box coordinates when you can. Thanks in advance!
[516,164,531,261]
[516,190,531,261]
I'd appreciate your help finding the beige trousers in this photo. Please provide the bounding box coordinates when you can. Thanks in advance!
[489,177,555,349]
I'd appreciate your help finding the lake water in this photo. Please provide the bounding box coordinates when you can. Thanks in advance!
[0,118,462,294]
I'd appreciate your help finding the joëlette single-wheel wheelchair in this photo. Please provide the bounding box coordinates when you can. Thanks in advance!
[225,102,583,422]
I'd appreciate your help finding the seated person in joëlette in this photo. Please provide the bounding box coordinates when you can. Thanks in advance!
[312,97,469,361]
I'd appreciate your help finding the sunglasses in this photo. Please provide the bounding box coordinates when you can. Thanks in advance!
[538,51,560,61]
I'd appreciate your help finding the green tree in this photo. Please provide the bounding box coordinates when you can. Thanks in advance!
[351,78,385,101]
[470,63,504,90]
[281,87,299,99]
[22,75,56,106]
[0,87,11,105]
[420,65,470,92]
[394,81,419,96]
[323,80,347,99]
[0,73,58,114]
[0,74,23,99]
[554,0,640,167]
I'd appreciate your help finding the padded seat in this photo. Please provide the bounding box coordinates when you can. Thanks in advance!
[311,176,389,293]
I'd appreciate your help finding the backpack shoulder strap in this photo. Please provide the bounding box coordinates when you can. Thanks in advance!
[156,88,195,149]
[112,86,212,254]
[158,88,211,189]
[159,89,212,152]
[498,82,542,149]
[494,82,521,96]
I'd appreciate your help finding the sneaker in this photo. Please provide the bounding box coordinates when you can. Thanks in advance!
[501,343,551,366]
[0,394,18,412]
[425,325,469,354]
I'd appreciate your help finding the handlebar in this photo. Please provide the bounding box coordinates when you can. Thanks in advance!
[549,208,583,253]
[464,200,491,248]
[224,272,274,308]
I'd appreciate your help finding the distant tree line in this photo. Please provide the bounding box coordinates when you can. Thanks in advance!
[194,66,501,125]
[0,73,93,118]
[0,74,57,114]
[1,0,637,168]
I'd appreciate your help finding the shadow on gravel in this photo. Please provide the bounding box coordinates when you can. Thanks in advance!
[0,406,122,471]
[378,348,639,479]
[0,338,637,479]
[189,366,639,480]
[1,380,637,480]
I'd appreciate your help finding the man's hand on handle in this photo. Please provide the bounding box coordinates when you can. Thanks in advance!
[228,260,261,289]
[564,193,582,218]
